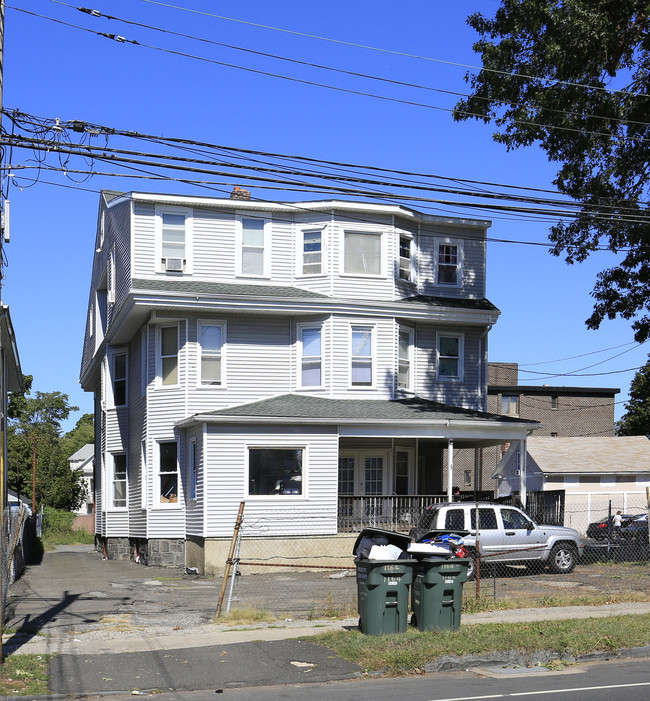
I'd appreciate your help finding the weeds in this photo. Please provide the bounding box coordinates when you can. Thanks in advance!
[0,654,51,696]
[216,607,276,625]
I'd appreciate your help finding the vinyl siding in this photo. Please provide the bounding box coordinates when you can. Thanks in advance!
[185,425,204,536]
[132,202,156,277]
[204,425,339,537]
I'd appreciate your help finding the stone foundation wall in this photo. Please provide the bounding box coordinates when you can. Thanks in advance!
[96,536,185,568]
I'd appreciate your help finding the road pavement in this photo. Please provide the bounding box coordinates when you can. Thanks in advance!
[4,545,650,696]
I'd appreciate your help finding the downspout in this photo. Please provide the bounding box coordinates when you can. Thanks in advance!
[519,434,529,508]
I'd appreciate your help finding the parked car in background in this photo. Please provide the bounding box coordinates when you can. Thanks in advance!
[410,502,583,580]
[586,513,640,540]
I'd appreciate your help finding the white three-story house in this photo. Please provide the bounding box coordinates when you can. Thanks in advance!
[80,188,537,572]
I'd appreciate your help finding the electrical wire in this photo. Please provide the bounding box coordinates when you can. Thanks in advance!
[11,5,650,147]
[138,0,650,99]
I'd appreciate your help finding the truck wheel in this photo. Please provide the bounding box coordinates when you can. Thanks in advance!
[548,543,577,574]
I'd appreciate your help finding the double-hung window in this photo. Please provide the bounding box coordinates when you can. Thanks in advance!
[159,325,179,387]
[248,447,304,496]
[238,216,270,277]
[344,231,382,275]
[399,236,413,281]
[398,328,414,391]
[112,352,127,407]
[159,441,179,504]
[502,395,519,415]
[157,207,191,273]
[350,325,373,386]
[436,239,462,287]
[301,229,323,275]
[299,325,322,387]
[111,454,127,509]
[199,321,225,386]
[438,335,462,379]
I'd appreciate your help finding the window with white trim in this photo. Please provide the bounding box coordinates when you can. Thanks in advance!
[111,453,127,509]
[350,325,373,386]
[158,325,179,387]
[299,325,322,387]
[159,441,179,504]
[344,231,382,275]
[436,239,462,287]
[112,351,127,407]
[437,335,462,379]
[199,321,225,386]
[157,206,191,273]
[398,328,414,391]
[237,216,270,277]
[398,235,413,281]
[248,448,304,496]
[301,229,323,275]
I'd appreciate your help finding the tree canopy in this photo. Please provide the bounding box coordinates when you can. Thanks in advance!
[454,1,650,341]
[7,375,90,512]
[617,354,650,435]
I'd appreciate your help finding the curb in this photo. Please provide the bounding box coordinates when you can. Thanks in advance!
[423,644,650,673]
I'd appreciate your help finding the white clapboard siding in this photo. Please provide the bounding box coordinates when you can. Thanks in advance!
[329,315,395,398]
[111,199,133,309]
[128,330,147,537]
[204,425,339,537]
[415,325,481,406]
[418,223,486,299]
[131,202,156,278]
[185,425,204,536]
[192,209,235,280]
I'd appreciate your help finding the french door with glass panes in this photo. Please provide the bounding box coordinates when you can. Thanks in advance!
[338,451,389,522]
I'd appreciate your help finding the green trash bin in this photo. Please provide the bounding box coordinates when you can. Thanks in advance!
[411,556,469,632]
[353,528,416,635]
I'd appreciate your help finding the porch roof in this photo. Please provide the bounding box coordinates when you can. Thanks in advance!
[177,394,539,445]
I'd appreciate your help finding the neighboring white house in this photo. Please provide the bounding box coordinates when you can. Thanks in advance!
[494,436,650,531]
[69,443,94,515]
[80,189,540,573]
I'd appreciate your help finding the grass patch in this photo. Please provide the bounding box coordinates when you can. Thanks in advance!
[0,654,52,696]
[313,613,650,676]
[40,507,94,551]
[216,607,276,625]
[308,592,358,620]
[461,589,650,614]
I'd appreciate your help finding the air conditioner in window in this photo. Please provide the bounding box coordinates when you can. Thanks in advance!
[165,257,183,272]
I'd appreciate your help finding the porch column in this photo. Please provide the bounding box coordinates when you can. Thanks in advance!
[446,438,454,501]
[519,438,527,508]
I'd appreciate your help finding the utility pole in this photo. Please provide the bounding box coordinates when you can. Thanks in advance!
[0,0,7,663]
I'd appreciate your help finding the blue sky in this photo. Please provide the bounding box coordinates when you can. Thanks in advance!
[4,0,647,430]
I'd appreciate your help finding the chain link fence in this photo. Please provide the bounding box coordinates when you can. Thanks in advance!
[1,505,34,620]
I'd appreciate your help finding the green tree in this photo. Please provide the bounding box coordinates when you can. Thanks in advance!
[454,1,650,341]
[617,355,650,435]
[7,375,87,511]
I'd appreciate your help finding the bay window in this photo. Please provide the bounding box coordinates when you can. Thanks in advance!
[199,321,225,386]
[299,325,322,387]
[438,334,462,379]
[159,441,178,504]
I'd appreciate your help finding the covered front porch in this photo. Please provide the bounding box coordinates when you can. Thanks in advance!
[337,436,509,533]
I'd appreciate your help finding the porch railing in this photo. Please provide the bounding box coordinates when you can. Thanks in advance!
[338,495,449,533]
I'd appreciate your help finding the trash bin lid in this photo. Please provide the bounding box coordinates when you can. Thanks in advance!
[352,527,413,556]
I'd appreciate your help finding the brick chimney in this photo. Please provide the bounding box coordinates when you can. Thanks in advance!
[230,186,251,200]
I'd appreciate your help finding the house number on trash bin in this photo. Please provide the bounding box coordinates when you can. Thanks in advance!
[444,578,454,584]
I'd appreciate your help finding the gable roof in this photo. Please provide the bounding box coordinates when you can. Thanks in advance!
[514,436,650,475]
[69,443,94,463]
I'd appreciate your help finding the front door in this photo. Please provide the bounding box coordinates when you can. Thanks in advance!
[339,451,389,524]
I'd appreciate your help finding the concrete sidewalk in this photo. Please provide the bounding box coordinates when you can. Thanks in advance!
[4,546,650,696]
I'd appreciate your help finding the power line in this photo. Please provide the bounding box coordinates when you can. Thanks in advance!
[138,0,650,99]
[42,0,650,134]
[12,5,650,148]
